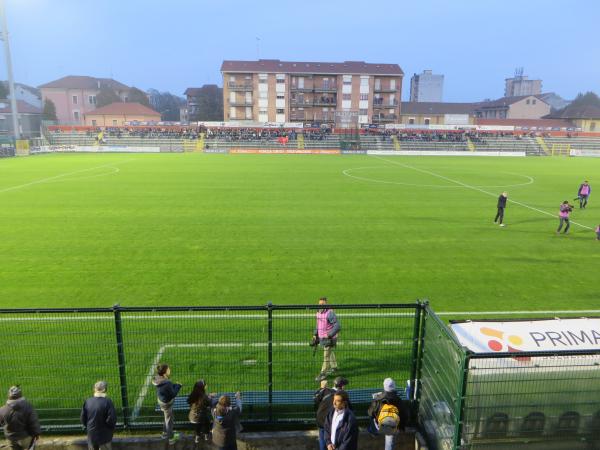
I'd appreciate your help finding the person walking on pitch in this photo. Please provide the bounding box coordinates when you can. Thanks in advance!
[494,192,508,227]
[557,201,574,234]
[576,181,591,209]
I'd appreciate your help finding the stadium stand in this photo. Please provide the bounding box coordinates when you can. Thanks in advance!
[42,125,600,155]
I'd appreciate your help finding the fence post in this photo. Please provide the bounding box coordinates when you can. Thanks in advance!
[453,352,470,450]
[267,302,274,424]
[409,300,424,400]
[113,304,130,428]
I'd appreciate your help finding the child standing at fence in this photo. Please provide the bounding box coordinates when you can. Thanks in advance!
[187,379,217,443]
[152,363,182,444]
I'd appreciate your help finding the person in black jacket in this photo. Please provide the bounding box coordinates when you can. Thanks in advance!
[152,363,182,444]
[0,386,41,450]
[494,192,508,227]
[314,377,351,450]
[323,390,358,450]
[80,381,117,450]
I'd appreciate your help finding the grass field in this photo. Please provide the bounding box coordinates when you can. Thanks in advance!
[1,152,599,428]
[1,152,598,311]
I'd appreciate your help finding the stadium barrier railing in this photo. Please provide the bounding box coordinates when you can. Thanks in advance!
[0,303,425,431]
[416,304,600,450]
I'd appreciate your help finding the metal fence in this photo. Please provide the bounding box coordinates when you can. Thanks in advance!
[0,303,422,431]
[417,304,600,450]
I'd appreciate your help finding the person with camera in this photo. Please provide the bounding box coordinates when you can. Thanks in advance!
[577,181,591,209]
[557,200,574,234]
[312,297,341,382]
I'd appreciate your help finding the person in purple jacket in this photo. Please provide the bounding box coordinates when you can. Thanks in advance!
[577,181,591,209]
[557,201,574,234]
[313,297,341,382]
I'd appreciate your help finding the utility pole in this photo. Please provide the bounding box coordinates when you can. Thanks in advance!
[0,0,21,140]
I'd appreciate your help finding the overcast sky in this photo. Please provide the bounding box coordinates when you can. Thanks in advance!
[2,0,599,102]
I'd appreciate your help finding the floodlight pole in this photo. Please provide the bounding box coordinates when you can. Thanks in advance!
[0,0,21,140]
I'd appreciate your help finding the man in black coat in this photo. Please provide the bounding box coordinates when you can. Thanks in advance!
[323,390,358,450]
[494,192,508,227]
[0,386,41,450]
[80,381,117,450]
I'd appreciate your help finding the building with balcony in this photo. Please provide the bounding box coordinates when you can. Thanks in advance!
[221,59,403,126]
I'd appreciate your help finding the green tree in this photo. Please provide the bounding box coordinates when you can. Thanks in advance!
[0,82,8,99]
[128,86,150,107]
[189,85,223,121]
[148,89,186,121]
[96,86,122,108]
[568,91,600,108]
[42,98,57,121]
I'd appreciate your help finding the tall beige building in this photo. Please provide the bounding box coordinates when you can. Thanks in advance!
[220,60,403,126]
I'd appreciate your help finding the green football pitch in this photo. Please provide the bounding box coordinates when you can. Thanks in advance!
[1,152,598,312]
[1,152,599,428]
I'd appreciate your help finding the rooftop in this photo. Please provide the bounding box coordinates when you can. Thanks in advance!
[221,59,403,76]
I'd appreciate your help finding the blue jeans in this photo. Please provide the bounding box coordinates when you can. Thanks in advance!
[318,427,327,450]
[385,433,396,450]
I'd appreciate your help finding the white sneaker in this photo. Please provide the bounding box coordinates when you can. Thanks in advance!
[500,224,506,227]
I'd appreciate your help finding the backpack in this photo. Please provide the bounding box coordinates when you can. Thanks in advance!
[377,402,400,435]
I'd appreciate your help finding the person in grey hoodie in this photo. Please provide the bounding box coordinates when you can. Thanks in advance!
[212,392,242,450]
[80,381,117,450]
[152,363,182,444]
[0,386,41,450]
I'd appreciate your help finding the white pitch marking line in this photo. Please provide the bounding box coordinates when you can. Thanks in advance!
[342,166,534,189]
[0,159,134,194]
[373,156,594,231]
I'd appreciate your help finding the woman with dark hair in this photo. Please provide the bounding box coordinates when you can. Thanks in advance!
[187,380,216,444]
[212,392,242,450]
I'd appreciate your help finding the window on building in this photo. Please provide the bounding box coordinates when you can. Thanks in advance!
[360,94,368,100]
[73,111,79,121]
[359,109,368,115]
[88,95,96,105]
[343,75,352,85]
[532,99,536,104]
[258,73,267,81]
[276,78,285,84]
[591,122,596,131]
[360,76,369,86]
[259,91,267,99]
[91,119,97,126]
[374,79,381,90]
[342,94,351,101]
[112,119,117,126]
[277,94,285,99]
[390,79,396,90]
[276,108,285,114]
[409,118,415,125]
[72,95,78,105]
[424,118,430,125]
[230,75,236,82]
[526,99,530,104]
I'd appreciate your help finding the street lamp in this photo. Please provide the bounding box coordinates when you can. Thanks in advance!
[0,0,21,140]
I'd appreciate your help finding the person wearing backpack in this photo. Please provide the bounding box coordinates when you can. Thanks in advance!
[314,377,351,450]
[367,378,408,450]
